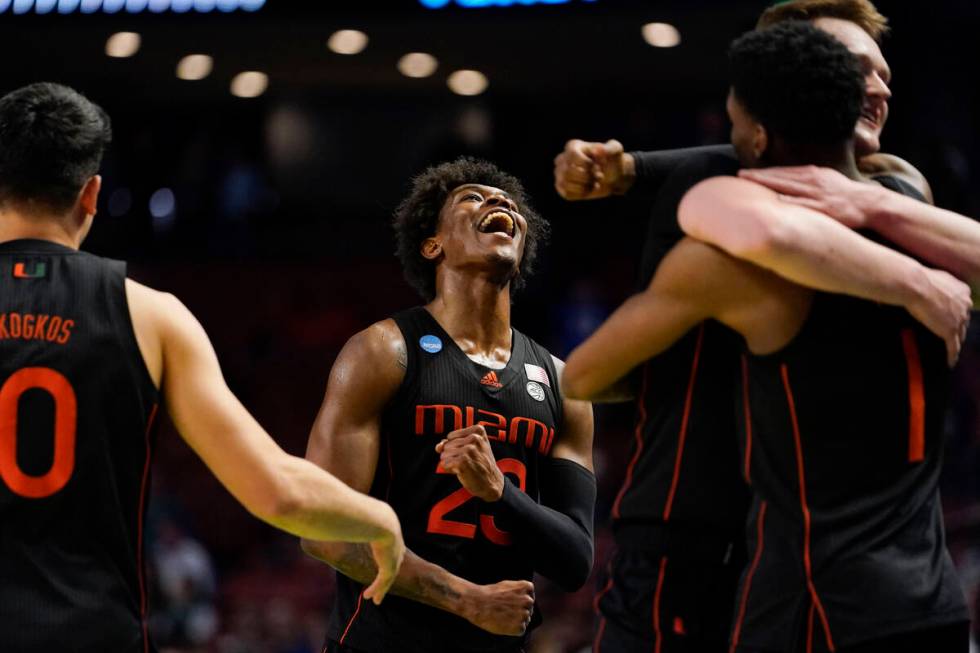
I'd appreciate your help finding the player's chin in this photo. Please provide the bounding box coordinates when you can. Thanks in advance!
[483,253,520,284]
[853,122,882,157]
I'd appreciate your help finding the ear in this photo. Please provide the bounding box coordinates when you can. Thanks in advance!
[420,236,443,261]
[752,124,768,161]
[77,175,101,218]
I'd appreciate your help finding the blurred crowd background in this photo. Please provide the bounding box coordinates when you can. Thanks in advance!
[3,1,978,651]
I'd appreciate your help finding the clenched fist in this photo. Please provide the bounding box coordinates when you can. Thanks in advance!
[435,425,504,502]
[461,580,536,636]
[553,139,635,200]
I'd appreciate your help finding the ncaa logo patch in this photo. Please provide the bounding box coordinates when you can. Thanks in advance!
[526,381,546,402]
[419,334,443,354]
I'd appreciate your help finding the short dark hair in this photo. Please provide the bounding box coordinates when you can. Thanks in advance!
[757,0,889,43]
[729,22,864,145]
[393,157,549,301]
[0,83,112,213]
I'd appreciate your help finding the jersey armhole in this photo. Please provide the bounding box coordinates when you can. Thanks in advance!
[388,310,420,408]
[115,262,161,400]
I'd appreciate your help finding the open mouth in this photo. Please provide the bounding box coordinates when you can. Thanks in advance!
[477,211,516,238]
[860,105,880,128]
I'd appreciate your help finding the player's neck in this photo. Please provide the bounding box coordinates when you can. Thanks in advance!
[0,208,79,249]
[768,141,863,180]
[427,274,512,357]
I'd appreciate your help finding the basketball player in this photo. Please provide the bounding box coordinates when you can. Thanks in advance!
[564,23,972,652]
[301,158,596,653]
[554,0,927,207]
[553,3,971,651]
[0,83,405,653]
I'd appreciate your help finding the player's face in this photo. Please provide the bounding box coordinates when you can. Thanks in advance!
[428,183,528,280]
[727,90,767,168]
[812,17,892,157]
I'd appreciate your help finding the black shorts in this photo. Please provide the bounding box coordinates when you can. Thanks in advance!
[733,621,970,653]
[593,541,743,653]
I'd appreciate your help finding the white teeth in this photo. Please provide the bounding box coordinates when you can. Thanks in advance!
[479,212,514,236]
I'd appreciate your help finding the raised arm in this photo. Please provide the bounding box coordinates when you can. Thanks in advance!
[126,281,404,603]
[678,175,972,364]
[553,140,735,201]
[300,320,534,635]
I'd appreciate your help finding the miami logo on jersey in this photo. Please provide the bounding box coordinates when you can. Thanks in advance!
[414,403,555,455]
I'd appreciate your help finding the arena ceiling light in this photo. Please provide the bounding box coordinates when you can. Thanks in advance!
[176,54,213,80]
[105,31,141,58]
[327,29,368,55]
[641,22,681,48]
[0,0,266,11]
[447,70,488,96]
[230,71,268,98]
[397,52,438,79]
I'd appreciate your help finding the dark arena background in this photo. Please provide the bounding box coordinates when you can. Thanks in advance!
[3,1,978,651]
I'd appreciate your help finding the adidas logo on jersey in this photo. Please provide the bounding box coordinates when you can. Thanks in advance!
[480,370,503,388]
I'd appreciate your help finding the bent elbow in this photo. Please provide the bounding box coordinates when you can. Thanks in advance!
[729,216,790,261]
[558,543,595,592]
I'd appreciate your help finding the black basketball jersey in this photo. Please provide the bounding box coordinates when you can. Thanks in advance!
[328,306,563,653]
[730,178,969,652]
[613,150,750,552]
[0,239,160,652]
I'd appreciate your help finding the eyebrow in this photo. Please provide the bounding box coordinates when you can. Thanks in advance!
[453,184,512,199]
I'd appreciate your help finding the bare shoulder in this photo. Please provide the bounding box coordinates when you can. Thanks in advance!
[862,153,933,204]
[125,279,191,326]
[125,279,191,388]
[323,318,408,407]
[341,318,408,372]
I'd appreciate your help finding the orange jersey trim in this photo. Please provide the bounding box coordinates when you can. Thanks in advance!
[340,590,365,644]
[612,363,651,519]
[741,355,753,483]
[729,501,767,653]
[652,557,668,653]
[781,365,835,652]
[901,330,926,463]
[663,324,705,520]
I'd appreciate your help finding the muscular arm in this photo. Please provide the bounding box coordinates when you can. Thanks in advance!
[867,191,980,301]
[126,281,404,601]
[678,176,972,364]
[736,165,980,301]
[562,238,802,401]
[300,322,532,633]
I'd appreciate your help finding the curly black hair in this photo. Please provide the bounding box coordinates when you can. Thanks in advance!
[729,21,864,145]
[393,157,550,301]
[0,83,112,213]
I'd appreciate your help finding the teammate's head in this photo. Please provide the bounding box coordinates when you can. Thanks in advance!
[757,0,891,156]
[0,83,111,231]
[393,157,548,301]
[727,21,864,168]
